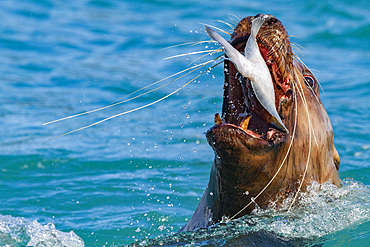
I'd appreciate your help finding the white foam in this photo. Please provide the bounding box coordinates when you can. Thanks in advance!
[0,215,84,247]
[249,179,370,238]
[139,179,370,245]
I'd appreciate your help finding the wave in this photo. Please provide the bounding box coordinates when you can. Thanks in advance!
[0,215,84,247]
[134,179,370,246]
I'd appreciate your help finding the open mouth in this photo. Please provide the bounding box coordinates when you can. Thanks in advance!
[212,36,292,145]
[204,15,294,150]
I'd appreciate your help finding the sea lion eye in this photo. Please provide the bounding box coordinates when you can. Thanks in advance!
[304,75,315,88]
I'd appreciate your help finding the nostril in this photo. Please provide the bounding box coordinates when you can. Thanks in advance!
[266,17,278,25]
[254,13,267,21]
[253,14,278,25]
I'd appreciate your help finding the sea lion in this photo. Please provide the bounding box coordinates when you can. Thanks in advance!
[180,14,340,232]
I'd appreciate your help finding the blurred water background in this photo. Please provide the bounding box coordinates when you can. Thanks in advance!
[0,0,369,246]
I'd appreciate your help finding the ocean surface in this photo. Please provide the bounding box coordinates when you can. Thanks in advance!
[0,0,369,246]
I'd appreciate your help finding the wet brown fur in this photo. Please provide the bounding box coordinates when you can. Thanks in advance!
[181,14,340,232]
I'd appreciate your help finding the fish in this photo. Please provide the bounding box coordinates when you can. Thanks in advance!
[205,16,288,133]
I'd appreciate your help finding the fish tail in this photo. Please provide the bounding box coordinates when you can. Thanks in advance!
[251,17,265,39]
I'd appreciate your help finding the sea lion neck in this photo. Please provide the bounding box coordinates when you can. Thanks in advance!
[205,135,285,221]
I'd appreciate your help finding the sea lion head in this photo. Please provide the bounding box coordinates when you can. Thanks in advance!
[181,14,340,231]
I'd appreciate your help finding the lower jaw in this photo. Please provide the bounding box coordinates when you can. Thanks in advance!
[206,124,275,154]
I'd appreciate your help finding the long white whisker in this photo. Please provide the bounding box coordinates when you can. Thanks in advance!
[296,74,319,147]
[287,78,313,211]
[294,65,322,107]
[213,19,235,30]
[163,49,220,60]
[228,14,241,23]
[188,53,223,67]
[199,23,231,36]
[44,60,216,125]
[291,44,306,59]
[291,42,307,52]
[43,60,223,143]
[159,40,216,51]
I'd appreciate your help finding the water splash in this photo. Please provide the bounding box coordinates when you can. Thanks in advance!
[133,179,370,246]
[0,215,84,247]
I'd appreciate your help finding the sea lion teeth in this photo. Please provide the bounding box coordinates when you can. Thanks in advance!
[267,130,274,139]
[240,115,251,131]
[214,113,222,125]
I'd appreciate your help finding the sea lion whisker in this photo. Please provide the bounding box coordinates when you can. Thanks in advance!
[43,60,222,143]
[163,49,221,60]
[294,66,322,109]
[288,80,314,211]
[291,44,306,59]
[295,75,319,147]
[291,42,307,53]
[159,40,216,51]
[187,53,224,67]
[304,78,322,106]
[266,41,280,56]
[199,23,232,36]
[266,39,287,60]
[43,60,217,126]
[213,19,235,30]
[294,56,325,94]
[227,13,241,23]
[112,57,221,104]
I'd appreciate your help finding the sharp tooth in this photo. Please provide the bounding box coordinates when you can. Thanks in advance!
[214,113,222,125]
[240,115,251,131]
[267,130,274,140]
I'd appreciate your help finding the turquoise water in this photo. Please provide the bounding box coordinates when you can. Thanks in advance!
[0,0,369,246]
